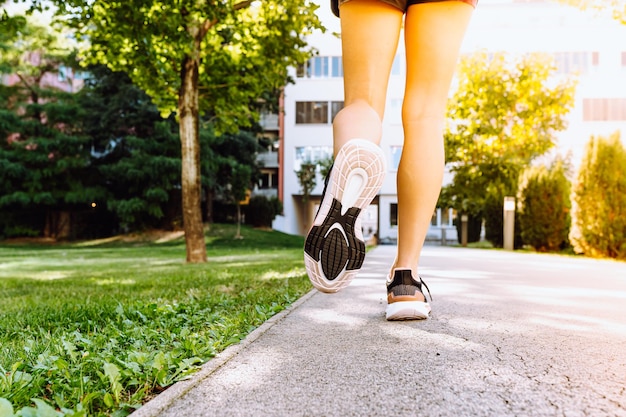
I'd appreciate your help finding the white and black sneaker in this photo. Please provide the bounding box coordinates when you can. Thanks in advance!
[304,139,386,293]
[386,269,432,321]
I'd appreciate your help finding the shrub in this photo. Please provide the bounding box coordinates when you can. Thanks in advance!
[570,132,626,259]
[245,196,282,228]
[483,186,523,249]
[295,162,317,203]
[483,190,504,247]
[454,212,482,244]
[518,161,571,252]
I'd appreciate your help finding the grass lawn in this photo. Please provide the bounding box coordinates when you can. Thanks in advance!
[0,224,311,417]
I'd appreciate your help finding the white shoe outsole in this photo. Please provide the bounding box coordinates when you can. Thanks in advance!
[304,139,386,293]
[386,301,431,321]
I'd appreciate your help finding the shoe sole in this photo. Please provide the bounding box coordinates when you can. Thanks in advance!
[304,139,386,293]
[386,301,431,321]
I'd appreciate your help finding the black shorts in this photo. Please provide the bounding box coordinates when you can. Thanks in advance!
[331,0,477,18]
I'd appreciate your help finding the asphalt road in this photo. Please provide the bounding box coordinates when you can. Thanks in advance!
[133,245,626,417]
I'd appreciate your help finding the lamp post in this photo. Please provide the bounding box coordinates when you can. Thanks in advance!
[503,196,515,250]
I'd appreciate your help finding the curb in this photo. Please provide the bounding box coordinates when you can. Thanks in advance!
[130,289,318,417]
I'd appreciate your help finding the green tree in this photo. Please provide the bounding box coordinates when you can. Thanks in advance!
[318,155,334,179]
[295,161,317,203]
[78,66,183,231]
[229,163,252,239]
[0,12,27,74]
[28,0,323,262]
[0,15,102,238]
[206,129,262,220]
[518,159,572,252]
[570,132,626,259]
[442,51,576,246]
[0,11,77,113]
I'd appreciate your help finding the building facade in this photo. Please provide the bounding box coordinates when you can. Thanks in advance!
[273,0,626,241]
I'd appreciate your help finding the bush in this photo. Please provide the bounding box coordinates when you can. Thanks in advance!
[0,211,44,239]
[570,132,626,259]
[483,191,504,247]
[483,187,523,249]
[245,196,283,228]
[518,161,571,252]
[454,212,482,244]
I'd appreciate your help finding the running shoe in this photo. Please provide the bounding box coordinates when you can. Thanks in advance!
[304,138,386,293]
[386,269,432,321]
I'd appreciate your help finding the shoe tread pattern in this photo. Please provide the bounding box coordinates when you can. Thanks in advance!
[304,198,365,281]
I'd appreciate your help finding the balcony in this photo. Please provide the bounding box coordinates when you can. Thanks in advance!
[259,112,279,131]
[257,151,278,168]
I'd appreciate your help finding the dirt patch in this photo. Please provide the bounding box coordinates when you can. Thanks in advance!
[1,237,58,245]
[2,230,186,246]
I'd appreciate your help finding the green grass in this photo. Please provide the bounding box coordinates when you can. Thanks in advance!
[0,224,310,417]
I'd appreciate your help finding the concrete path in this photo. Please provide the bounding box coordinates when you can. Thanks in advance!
[132,245,626,417]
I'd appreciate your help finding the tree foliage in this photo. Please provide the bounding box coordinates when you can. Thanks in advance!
[78,66,183,231]
[0,15,103,238]
[441,51,576,246]
[570,132,626,259]
[23,0,323,262]
[0,14,269,238]
[245,195,282,228]
[36,0,323,131]
[518,159,572,252]
[295,162,317,203]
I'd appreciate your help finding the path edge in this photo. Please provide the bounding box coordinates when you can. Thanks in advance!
[130,289,318,417]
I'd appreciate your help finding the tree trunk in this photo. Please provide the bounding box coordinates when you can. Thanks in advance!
[179,52,207,263]
[235,203,242,239]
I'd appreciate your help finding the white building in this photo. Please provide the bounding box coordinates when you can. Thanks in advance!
[273,0,626,242]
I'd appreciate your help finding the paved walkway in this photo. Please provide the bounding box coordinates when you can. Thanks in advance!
[132,245,626,417]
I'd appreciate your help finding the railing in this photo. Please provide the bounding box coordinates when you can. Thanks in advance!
[259,113,279,131]
[257,152,278,168]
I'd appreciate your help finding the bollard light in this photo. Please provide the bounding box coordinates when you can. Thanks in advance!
[503,196,515,250]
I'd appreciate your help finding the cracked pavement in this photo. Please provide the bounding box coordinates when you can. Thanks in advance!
[133,245,626,417]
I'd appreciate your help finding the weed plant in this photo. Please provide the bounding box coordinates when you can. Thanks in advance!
[0,225,310,416]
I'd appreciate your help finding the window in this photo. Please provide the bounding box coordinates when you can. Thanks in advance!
[296,101,328,124]
[331,101,343,122]
[553,52,598,75]
[592,52,599,66]
[295,101,343,124]
[258,172,278,189]
[583,98,626,121]
[441,208,456,227]
[388,99,402,124]
[294,146,333,171]
[58,65,71,81]
[390,146,402,170]
[430,208,455,227]
[391,55,402,76]
[390,203,398,227]
[331,56,343,77]
[312,56,329,77]
[297,56,345,78]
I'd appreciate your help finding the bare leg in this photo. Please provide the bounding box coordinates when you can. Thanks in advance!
[393,2,474,277]
[332,0,403,155]
[304,0,403,293]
